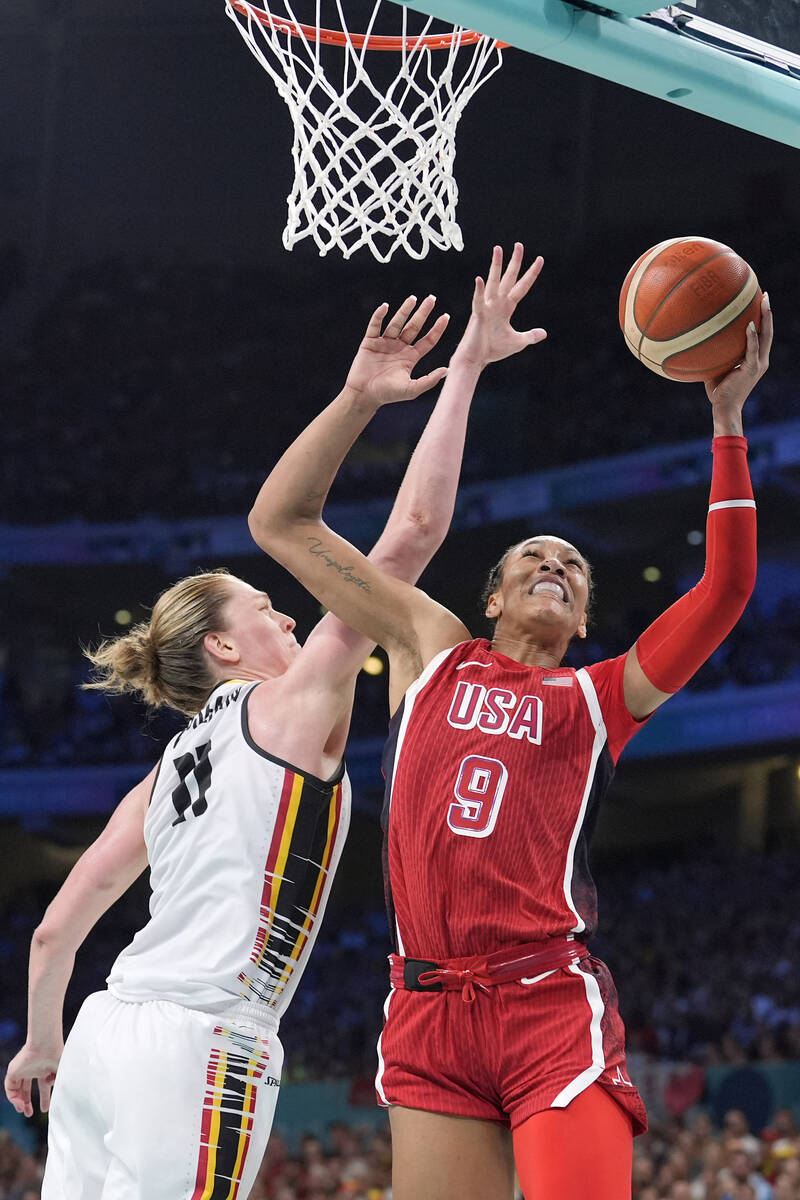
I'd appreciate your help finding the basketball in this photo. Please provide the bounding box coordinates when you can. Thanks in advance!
[619,236,762,383]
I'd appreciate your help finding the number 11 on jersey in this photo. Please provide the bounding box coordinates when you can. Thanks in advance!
[448,754,508,839]
[171,741,213,826]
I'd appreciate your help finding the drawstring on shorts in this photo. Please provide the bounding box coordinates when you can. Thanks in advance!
[415,967,492,1003]
[389,937,589,1005]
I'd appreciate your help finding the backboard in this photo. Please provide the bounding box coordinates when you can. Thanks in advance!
[403,0,800,148]
[692,1,799,54]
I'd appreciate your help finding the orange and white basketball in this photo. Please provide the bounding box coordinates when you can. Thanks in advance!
[619,236,762,383]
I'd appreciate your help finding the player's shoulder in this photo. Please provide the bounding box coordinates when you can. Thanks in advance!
[414,636,482,683]
[168,679,253,746]
[439,637,492,665]
[242,666,349,773]
[458,637,493,659]
[581,652,634,717]
[583,652,628,687]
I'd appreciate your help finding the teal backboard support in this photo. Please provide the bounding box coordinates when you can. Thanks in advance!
[602,1,662,14]
[405,0,800,148]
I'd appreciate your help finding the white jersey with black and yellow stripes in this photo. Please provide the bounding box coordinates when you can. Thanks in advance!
[108,679,350,1020]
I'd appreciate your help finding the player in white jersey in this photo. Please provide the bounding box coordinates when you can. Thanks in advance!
[3,268,547,1199]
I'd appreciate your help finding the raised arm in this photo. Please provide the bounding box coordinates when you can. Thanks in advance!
[369,247,547,581]
[622,294,772,719]
[249,244,547,685]
[4,769,152,1117]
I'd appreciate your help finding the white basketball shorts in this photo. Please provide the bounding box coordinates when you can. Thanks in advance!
[42,990,283,1199]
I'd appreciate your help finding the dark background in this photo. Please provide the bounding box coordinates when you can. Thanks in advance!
[0,0,798,883]
[0,0,798,538]
[1,0,799,331]
[0,0,799,1142]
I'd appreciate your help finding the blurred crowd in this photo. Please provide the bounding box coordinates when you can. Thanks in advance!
[1,240,797,768]
[1,583,799,769]
[3,850,800,1090]
[0,656,184,768]
[4,1105,800,1198]
[631,1106,800,1200]
[592,852,800,1066]
[0,1130,40,1200]
[0,242,797,526]
[3,848,800,1195]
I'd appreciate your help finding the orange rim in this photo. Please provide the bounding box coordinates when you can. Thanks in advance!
[229,0,505,50]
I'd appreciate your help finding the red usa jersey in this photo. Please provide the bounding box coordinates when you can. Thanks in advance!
[380,639,647,959]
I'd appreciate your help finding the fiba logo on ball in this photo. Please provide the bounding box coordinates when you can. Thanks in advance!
[619,236,762,383]
[691,270,721,298]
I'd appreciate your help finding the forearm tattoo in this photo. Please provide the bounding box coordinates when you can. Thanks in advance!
[306,538,372,591]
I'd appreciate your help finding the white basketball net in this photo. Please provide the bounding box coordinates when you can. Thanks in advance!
[225,0,503,261]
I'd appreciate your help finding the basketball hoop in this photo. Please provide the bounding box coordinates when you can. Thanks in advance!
[225,0,505,261]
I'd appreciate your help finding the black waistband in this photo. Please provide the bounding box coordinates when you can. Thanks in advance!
[403,958,442,992]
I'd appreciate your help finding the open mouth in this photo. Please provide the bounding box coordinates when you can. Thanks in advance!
[530,580,568,604]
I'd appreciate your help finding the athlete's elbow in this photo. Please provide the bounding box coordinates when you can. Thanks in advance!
[400,507,449,553]
[32,923,52,950]
[714,579,756,633]
[727,563,757,610]
[248,510,327,575]
[32,921,75,960]
[247,505,298,549]
[247,506,274,548]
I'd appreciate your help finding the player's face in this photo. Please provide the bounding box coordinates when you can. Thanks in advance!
[486,536,590,641]
[218,578,301,677]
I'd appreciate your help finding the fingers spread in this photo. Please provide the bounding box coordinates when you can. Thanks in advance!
[485,245,503,296]
[509,254,544,304]
[521,327,548,345]
[500,241,525,291]
[408,366,449,399]
[412,312,450,358]
[366,302,389,338]
[399,294,437,344]
[384,295,418,338]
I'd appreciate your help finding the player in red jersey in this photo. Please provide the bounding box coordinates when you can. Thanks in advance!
[249,244,772,1200]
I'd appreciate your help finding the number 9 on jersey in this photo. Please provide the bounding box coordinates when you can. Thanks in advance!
[448,754,508,839]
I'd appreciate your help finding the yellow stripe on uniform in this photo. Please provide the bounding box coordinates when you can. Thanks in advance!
[245,771,305,983]
[201,1052,229,1200]
[276,784,342,989]
[227,1076,258,1197]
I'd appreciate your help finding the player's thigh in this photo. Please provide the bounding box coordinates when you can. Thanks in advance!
[389,1105,515,1200]
[42,992,114,1200]
[512,1083,633,1200]
[103,1002,282,1198]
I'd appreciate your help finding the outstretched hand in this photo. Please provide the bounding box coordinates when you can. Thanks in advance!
[4,1042,62,1118]
[454,243,547,369]
[345,295,450,407]
[705,292,772,411]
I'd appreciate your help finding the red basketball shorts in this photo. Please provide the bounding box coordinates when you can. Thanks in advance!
[375,955,647,1135]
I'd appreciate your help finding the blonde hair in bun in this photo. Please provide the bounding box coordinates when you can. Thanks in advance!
[83,569,234,716]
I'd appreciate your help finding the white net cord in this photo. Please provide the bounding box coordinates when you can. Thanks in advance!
[225,0,504,261]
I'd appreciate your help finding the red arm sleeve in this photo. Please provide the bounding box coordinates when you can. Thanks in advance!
[634,435,757,695]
